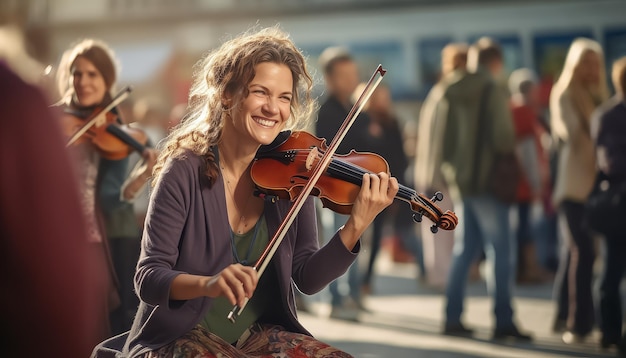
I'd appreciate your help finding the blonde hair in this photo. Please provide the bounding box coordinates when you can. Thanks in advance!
[55,38,119,106]
[153,26,315,187]
[550,38,609,141]
[441,42,468,77]
[612,56,626,96]
[551,37,608,97]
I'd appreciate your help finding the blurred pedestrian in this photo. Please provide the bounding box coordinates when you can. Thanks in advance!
[316,46,376,320]
[508,68,553,284]
[440,37,532,341]
[590,56,626,353]
[549,37,609,343]
[358,83,426,295]
[0,60,104,357]
[415,42,468,289]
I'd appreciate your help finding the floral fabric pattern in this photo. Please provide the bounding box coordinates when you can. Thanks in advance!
[142,324,353,358]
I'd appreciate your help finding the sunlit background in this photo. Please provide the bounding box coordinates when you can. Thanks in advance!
[3,0,624,165]
[3,0,625,108]
[2,1,626,356]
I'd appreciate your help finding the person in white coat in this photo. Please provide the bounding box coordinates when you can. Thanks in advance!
[549,37,609,343]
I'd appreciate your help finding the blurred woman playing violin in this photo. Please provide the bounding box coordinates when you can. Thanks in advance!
[54,39,157,341]
[100,27,397,358]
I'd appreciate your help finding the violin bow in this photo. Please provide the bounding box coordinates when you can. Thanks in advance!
[228,65,387,323]
[65,86,133,147]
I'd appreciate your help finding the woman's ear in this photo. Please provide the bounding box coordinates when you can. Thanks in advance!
[221,92,233,109]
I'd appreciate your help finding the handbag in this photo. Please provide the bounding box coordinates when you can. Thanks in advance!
[584,170,626,236]
[473,82,521,203]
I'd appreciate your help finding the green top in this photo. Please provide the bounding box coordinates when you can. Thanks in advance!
[200,215,274,344]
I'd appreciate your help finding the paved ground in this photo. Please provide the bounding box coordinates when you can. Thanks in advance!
[297,251,620,358]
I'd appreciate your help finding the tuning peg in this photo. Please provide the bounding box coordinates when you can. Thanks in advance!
[430,225,439,234]
[412,213,423,223]
[431,191,444,202]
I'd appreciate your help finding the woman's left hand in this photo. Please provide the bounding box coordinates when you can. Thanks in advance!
[141,148,158,176]
[339,172,398,250]
[122,148,159,201]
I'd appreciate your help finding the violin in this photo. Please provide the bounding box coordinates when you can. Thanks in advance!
[252,130,458,232]
[62,86,148,160]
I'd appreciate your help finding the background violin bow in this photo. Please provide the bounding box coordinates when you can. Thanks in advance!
[65,86,132,147]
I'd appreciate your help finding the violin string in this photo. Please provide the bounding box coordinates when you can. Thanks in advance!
[325,159,442,219]
[325,157,417,200]
[286,150,418,200]
[284,150,430,210]
[308,152,441,217]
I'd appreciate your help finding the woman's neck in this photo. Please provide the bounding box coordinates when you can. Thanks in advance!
[217,132,259,179]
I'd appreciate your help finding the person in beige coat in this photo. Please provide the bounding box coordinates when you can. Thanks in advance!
[414,43,467,289]
[549,37,609,343]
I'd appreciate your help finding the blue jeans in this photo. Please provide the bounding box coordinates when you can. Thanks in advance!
[535,211,559,272]
[445,195,516,329]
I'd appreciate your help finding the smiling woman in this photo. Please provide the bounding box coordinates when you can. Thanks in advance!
[54,39,159,343]
[53,40,124,343]
[71,57,108,107]
[218,62,294,235]
[92,26,399,358]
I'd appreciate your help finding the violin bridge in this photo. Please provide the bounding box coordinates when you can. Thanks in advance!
[305,147,318,171]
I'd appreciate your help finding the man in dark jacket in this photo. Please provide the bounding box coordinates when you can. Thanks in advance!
[315,47,375,321]
[590,56,626,354]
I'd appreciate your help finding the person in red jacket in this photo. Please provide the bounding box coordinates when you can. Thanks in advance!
[508,68,553,284]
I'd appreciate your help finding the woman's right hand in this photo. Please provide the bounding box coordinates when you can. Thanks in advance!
[204,264,258,306]
[340,172,398,250]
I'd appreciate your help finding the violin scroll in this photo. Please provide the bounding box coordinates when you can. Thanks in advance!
[409,191,458,233]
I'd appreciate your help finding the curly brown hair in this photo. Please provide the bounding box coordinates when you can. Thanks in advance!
[152,26,316,187]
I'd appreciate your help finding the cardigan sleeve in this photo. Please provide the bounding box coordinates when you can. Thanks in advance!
[134,155,193,308]
[290,199,359,295]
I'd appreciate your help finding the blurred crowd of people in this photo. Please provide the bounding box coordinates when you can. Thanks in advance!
[1,18,626,357]
[312,35,626,356]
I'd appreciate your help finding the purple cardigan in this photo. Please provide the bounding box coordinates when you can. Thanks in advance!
[124,149,359,357]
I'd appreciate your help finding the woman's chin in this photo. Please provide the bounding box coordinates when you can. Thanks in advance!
[252,128,282,145]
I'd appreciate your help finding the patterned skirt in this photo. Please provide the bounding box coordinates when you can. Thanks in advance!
[141,323,353,358]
